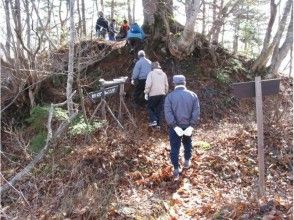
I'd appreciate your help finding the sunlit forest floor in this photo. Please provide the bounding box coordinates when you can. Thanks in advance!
[1,40,292,219]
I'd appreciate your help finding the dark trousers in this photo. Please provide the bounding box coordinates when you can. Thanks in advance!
[168,127,192,169]
[147,95,165,125]
[133,79,146,106]
[109,33,115,41]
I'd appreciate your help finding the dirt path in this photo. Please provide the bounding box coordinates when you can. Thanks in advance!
[113,118,292,219]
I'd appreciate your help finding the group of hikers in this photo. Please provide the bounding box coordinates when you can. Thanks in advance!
[96,11,144,53]
[131,50,201,180]
[95,12,200,180]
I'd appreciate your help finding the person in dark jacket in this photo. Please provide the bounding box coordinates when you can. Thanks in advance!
[96,11,109,39]
[164,75,200,180]
[108,19,117,41]
[131,50,152,107]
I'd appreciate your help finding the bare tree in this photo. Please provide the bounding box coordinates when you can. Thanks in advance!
[132,0,135,22]
[110,0,114,19]
[24,0,31,51]
[81,0,86,36]
[67,0,75,115]
[127,0,132,24]
[3,0,12,60]
[202,1,206,36]
[59,0,69,45]
[269,11,293,75]
[207,0,242,43]
[100,0,104,13]
[251,0,292,72]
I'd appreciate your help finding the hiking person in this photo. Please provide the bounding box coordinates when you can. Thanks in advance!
[108,19,117,41]
[96,11,109,39]
[116,19,130,40]
[127,23,145,54]
[144,61,169,128]
[164,75,200,180]
[131,50,151,107]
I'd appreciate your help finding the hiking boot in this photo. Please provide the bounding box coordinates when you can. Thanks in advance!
[183,160,191,169]
[173,168,181,181]
[148,121,157,127]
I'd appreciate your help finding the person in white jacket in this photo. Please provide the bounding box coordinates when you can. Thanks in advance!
[144,61,169,128]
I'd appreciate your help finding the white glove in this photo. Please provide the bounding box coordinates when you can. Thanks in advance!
[183,126,193,136]
[131,80,134,85]
[144,94,148,100]
[174,126,184,137]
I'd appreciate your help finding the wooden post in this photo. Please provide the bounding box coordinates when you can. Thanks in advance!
[255,76,265,196]
[101,85,106,120]
[118,84,124,121]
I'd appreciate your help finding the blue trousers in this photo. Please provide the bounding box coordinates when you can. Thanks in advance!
[168,127,192,169]
[147,95,165,125]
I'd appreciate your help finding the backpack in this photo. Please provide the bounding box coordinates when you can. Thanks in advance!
[130,24,141,34]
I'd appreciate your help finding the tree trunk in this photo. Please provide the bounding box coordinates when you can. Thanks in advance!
[142,0,156,27]
[100,0,104,13]
[168,0,201,59]
[77,0,82,36]
[207,0,242,43]
[4,0,12,60]
[81,0,86,36]
[110,0,114,19]
[132,0,135,22]
[59,0,69,45]
[127,0,132,24]
[290,43,293,77]
[24,0,31,51]
[202,1,206,35]
[31,0,57,50]
[67,0,75,116]
[269,11,293,75]
[251,0,292,72]
[233,5,241,54]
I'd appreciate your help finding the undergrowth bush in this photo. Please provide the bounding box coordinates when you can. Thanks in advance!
[69,115,105,136]
[216,69,231,85]
[30,131,47,154]
[26,106,48,131]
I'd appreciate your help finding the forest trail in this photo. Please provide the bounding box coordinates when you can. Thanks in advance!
[111,117,292,219]
[1,40,292,219]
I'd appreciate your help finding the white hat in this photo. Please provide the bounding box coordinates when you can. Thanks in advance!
[138,50,145,57]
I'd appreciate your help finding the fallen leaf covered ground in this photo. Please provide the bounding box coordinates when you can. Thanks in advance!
[1,41,292,219]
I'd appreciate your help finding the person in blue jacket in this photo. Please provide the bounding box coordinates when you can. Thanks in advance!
[131,50,151,107]
[127,23,145,54]
[164,75,200,180]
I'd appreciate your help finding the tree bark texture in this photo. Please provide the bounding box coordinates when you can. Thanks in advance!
[4,0,12,60]
[67,0,75,116]
[127,0,132,24]
[169,0,201,59]
[24,0,31,51]
[81,0,86,36]
[269,11,293,75]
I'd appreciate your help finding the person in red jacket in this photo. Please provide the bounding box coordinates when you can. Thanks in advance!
[116,20,130,40]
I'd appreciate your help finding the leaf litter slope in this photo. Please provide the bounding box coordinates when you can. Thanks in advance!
[1,40,292,219]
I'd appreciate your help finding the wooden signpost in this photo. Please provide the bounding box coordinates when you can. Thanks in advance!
[89,76,136,129]
[232,76,281,196]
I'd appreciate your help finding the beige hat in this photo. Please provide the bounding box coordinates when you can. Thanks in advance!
[152,61,161,69]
